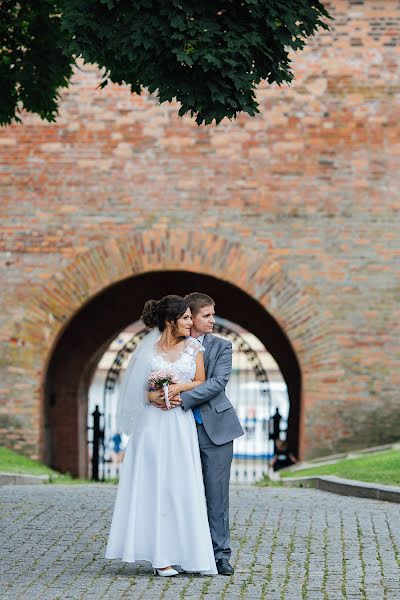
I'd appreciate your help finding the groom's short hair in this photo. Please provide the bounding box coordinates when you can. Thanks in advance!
[184,292,215,316]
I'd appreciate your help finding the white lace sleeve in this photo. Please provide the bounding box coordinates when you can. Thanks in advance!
[185,337,205,358]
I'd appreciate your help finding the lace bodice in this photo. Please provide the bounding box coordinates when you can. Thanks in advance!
[150,337,205,383]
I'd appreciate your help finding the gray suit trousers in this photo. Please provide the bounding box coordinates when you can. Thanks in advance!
[196,422,233,560]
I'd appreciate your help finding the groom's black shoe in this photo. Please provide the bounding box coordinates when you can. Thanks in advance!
[216,559,234,575]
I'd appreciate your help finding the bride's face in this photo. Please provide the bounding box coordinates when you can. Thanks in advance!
[174,308,193,337]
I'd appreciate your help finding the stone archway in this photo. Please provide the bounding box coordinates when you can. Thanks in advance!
[10,228,342,476]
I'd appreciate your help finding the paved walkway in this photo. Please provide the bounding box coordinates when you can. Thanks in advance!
[1,484,399,600]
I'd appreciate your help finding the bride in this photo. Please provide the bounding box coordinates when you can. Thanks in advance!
[105,295,217,576]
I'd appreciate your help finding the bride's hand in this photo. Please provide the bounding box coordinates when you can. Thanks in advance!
[148,391,169,411]
[148,390,164,403]
[149,401,169,411]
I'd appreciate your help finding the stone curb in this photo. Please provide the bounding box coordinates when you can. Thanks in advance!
[281,474,400,504]
[0,472,49,486]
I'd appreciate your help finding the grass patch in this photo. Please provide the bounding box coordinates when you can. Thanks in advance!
[0,446,58,476]
[260,509,282,600]
[280,518,297,600]
[279,449,400,486]
[370,513,389,600]
[254,475,283,488]
[301,514,313,600]
[356,515,367,600]
[0,446,93,484]
[340,513,348,599]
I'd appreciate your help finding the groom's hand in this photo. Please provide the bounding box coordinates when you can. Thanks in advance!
[148,390,181,410]
[149,399,181,410]
[166,385,182,408]
[166,384,181,400]
[169,393,182,408]
[148,390,182,410]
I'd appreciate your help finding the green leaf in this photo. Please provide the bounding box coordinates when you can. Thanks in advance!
[0,0,332,126]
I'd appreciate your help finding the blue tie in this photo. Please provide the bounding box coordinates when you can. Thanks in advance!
[193,407,202,424]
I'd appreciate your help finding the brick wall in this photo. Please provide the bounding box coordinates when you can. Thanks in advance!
[1,0,399,471]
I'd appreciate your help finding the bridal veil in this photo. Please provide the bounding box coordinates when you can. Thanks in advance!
[115,327,161,435]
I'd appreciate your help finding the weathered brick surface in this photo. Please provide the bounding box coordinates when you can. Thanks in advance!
[0,0,399,468]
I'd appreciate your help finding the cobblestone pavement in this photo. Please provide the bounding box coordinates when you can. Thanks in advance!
[1,484,400,600]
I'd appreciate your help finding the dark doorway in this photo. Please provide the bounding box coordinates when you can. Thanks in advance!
[44,270,301,477]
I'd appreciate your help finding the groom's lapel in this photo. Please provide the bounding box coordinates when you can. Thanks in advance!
[203,334,215,370]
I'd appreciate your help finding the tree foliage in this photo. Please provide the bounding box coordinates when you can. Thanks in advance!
[0,1,331,126]
[0,1,74,125]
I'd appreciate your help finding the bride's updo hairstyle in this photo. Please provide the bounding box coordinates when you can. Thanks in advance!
[141,295,189,332]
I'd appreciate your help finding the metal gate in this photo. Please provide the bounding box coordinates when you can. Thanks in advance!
[88,321,287,482]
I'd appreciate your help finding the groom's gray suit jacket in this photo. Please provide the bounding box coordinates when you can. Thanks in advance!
[181,334,244,445]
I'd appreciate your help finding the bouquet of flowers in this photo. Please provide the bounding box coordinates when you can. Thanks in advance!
[147,369,179,409]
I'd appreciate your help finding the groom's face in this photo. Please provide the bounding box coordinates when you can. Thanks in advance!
[191,305,215,337]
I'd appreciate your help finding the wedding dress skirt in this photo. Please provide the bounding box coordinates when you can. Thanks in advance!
[105,403,217,574]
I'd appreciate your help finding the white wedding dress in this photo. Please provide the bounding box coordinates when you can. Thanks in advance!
[105,337,217,575]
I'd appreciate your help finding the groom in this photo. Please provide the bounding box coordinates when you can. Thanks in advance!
[153,292,244,575]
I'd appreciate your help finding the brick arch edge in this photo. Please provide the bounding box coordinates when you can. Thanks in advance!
[8,228,343,465]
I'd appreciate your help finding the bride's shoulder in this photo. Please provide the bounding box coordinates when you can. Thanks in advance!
[184,337,205,355]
